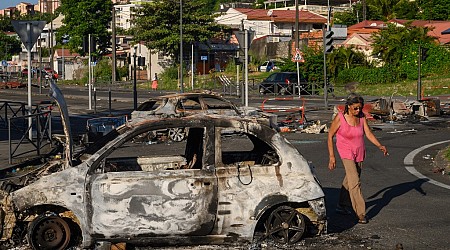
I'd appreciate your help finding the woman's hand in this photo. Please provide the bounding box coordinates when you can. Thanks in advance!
[328,156,336,170]
[379,145,388,156]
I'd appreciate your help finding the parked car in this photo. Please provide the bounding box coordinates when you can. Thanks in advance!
[20,68,58,80]
[259,61,276,72]
[0,84,326,249]
[42,67,58,79]
[259,72,309,95]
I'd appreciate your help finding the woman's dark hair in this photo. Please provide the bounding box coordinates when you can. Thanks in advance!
[344,93,364,115]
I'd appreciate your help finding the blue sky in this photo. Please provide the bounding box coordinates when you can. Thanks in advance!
[0,1,38,10]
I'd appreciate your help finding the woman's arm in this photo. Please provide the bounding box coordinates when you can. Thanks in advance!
[362,117,388,156]
[327,114,341,170]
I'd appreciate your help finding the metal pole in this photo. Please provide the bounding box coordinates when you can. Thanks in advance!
[294,0,299,96]
[324,1,330,109]
[236,64,240,96]
[27,23,33,141]
[191,43,194,90]
[88,34,92,110]
[62,44,64,80]
[295,0,299,50]
[39,40,42,94]
[133,47,137,110]
[179,0,184,93]
[50,18,54,72]
[244,29,249,107]
[296,61,300,97]
[111,7,116,114]
[112,7,117,86]
[94,87,97,114]
[417,45,422,101]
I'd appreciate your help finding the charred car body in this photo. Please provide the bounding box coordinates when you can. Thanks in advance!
[0,84,326,249]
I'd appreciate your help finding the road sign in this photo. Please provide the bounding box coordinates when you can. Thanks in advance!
[1,60,7,67]
[11,20,47,51]
[292,48,305,63]
[201,56,208,61]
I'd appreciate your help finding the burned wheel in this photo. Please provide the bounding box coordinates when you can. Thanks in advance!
[265,206,306,244]
[168,127,186,142]
[28,214,71,250]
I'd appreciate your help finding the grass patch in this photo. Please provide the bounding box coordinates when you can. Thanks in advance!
[445,146,450,162]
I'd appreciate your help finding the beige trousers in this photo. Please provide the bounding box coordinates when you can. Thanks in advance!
[339,159,365,218]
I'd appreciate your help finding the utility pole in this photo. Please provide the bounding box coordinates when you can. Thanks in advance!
[323,1,331,109]
[179,0,184,93]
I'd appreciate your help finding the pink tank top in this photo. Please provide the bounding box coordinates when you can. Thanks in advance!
[336,112,365,162]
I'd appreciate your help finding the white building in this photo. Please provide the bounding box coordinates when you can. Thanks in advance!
[114,4,138,30]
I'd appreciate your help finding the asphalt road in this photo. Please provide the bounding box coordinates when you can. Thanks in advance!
[1,84,450,250]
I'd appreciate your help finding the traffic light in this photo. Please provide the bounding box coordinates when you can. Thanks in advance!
[324,30,334,54]
[138,56,145,66]
[421,48,429,61]
[82,35,96,53]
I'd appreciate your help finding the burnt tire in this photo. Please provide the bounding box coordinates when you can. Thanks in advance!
[264,206,306,244]
[27,214,71,250]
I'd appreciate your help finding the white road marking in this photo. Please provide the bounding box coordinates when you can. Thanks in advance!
[404,140,450,190]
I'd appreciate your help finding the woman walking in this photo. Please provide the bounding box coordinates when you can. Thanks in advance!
[327,93,388,224]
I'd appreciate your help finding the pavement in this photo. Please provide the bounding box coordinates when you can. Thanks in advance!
[0,83,449,174]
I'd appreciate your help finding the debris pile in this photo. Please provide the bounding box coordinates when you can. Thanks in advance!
[334,97,447,124]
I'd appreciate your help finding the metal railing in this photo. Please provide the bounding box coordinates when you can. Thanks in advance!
[6,102,53,164]
[0,101,28,129]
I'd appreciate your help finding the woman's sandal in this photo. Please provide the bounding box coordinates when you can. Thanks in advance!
[358,215,368,224]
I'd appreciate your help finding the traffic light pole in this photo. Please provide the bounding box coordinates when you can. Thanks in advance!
[417,45,422,101]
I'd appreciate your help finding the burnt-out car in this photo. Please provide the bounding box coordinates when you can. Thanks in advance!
[0,85,325,249]
[133,92,248,142]
[133,92,241,117]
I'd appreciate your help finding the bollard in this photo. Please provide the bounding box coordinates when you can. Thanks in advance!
[109,88,112,116]
[94,87,97,114]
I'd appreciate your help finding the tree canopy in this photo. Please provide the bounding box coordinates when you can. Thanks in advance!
[334,0,450,26]
[0,32,21,60]
[371,22,436,65]
[57,0,113,55]
[131,0,229,62]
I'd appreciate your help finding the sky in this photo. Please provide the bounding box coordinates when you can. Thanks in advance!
[0,1,38,10]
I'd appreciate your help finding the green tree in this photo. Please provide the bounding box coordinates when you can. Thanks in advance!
[367,0,400,20]
[0,32,21,60]
[57,0,113,55]
[392,0,419,19]
[418,0,450,20]
[371,22,435,66]
[132,0,228,62]
[0,16,14,32]
[327,46,369,79]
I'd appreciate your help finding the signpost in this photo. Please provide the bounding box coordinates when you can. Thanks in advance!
[201,55,207,77]
[12,20,47,140]
[292,48,304,97]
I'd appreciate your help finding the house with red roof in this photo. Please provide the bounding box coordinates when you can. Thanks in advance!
[341,19,450,65]
[216,8,327,60]
[216,8,326,40]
